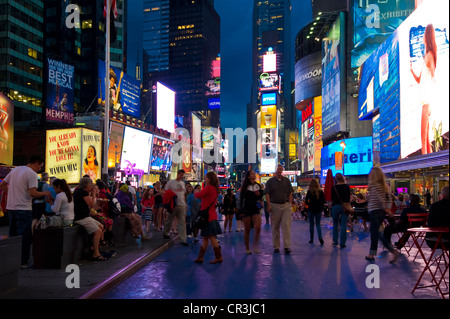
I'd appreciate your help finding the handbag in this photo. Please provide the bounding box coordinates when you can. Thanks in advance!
[334,186,354,215]
[194,201,213,230]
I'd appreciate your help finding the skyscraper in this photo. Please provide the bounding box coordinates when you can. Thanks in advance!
[142,0,220,127]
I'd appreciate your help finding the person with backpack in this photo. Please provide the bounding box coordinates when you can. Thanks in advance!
[32,172,50,231]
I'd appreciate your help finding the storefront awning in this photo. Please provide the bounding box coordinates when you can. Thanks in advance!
[380,151,449,173]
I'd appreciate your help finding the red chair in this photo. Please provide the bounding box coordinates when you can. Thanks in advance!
[400,213,429,260]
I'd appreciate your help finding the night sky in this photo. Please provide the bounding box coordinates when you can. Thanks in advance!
[127,0,312,131]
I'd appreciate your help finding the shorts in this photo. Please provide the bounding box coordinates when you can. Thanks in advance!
[75,216,102,234]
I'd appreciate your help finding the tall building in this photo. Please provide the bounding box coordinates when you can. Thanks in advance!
[0,0,44,128]
[250,0,292,171]
[141,0,220,127]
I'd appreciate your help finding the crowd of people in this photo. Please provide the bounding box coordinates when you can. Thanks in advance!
[0,156,448,269]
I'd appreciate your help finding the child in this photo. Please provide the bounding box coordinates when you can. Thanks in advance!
[141,187,155,233]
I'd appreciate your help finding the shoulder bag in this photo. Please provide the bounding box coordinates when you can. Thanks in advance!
[334,185,354,215]
[194,200,214,230]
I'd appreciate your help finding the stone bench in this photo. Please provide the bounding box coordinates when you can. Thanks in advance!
[111,215,138,246]
[0,236,21,293]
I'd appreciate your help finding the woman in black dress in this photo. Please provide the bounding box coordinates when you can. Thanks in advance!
[222,188,237,233]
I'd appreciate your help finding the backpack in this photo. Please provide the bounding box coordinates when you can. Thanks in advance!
[106,192,122,217]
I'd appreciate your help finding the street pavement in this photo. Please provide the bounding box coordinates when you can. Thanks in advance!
[0,214,448,302]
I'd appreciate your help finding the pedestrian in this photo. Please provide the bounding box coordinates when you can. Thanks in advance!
[141,187,155,233]
[330,173,351,248]
[365,167,399,263]
[188,185,202,241]
[136,186,143,215]
[46,178,74,227]
[153,181,164,231]
[185,184,194,237]
[126,181,137,211]
[240,170,263,254]
[234,188,244,231]
[116,184,148,240]
[222,188,237,233]
[73,177,108,261]
[93,180,114,247]
[395,193,407,215]
[265,164,294,254]
[31,172,50,230]
[304,179,325,245]
[45,176,57,216]
[193,171,222,264]
[0,156,52,268]
[425,189,432,208]
[425,186,449,250]
[163,169,188,246]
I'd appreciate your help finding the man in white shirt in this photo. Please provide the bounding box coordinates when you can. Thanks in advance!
[163,169,188,246]
[0,156,52,268]
[126,180,137,210]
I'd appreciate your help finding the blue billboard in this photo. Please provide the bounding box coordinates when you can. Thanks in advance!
[261,92,277,106]
[208,97,220,110]
[321,136,373,177]
[98,59,141,118]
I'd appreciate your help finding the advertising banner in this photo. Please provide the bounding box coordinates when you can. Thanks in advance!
[295,51,323,105]
[259,73,280,92]
[108,121,125,168]
[0,93,14,166]
[260,105,277,129]
[150,136,174,171]
[98,59,141,117]
[46,58,75,124]
[45,128,102,184]
[259,127,278,174]
[182,143,192,173]
[261,93,277,106]
[313,96,323,172]
[121,126,153,174]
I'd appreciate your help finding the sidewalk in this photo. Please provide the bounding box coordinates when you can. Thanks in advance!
[0,225,178,299]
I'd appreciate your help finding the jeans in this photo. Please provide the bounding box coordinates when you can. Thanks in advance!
[9,210,33,265]
[308,211,323,241]
[332,205,348,247]
[369,209,395,255]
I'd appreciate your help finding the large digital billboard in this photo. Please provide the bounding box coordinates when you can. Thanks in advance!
[352,0,415,68]
[98,59,141,117]
[259,128,278,174]
[150,136,174,171]
[321,136,373,177]
[321,13,345,139]
[46,58,75,124]
[260,105,277,129]
[107,121,124,168]
[46,128,102,184]
[261,92,277,106]
[156,82,175,133]
[398,0,449,158]
[259,73,280,92]
[120,126,153,173]
[0,93,14,166]
[263,52,277,73]
[294,51,322,105]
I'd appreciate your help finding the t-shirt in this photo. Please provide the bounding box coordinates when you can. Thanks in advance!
[73,188,91,221]
[51,192,74,221]
[165,179,186,207]
[4,166,38,211]
[265,176,294,203]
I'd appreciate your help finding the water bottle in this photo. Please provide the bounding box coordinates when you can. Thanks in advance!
[40,215,47,229]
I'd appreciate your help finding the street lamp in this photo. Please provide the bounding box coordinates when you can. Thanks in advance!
[340,140,346,177]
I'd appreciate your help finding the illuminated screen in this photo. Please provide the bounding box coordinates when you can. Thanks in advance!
[261,93,277,106]
[208,98,220,110]
[321,136,373,176]
[150,136,174,171]
[398,0,449,158]
[259,73,279,91]
[263,53,277,73]
[121,126,153,173]
[0,93,14,166]
[157,82,175,133]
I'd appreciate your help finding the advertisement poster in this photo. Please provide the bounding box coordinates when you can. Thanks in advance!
[352,0,415,68]
[398,0,449,158]
[313,97,323,172]
[45,128,101,184]
[321,13,344,139]
[46,58,75,124]
[295,51,323,105]
[259,128,278,174]
[260,105,277,129]
[108,122,125,168]
[98,59,141,117]
[81,129,102,181]
[259,73,280,92]
[150,136,174,171]
[182,143,192,173]
[0,93,14,166]
[121,126,153,173]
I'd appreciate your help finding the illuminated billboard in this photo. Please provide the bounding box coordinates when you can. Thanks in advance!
[98,60,141,117]
[295,51,322,105]
[121,126,153,173]
[261,93,277,106]
[156,82,175,133]
[208,98,220,110]
[46,58,75,124]
[150,136,174,171]
[321,136,373,176]
[352,0,415,68]
[46,128,102,184]
[259,73,280,92]
[259,128,278,174]
[263,53,277,73]
[260,105,277,129]
[321,12,346,139]
[107,121,124,168]
[0,93,14,166]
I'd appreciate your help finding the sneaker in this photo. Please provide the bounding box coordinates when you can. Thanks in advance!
[284,248,291,255]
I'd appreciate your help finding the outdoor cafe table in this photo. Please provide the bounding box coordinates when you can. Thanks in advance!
[406,227,449,299]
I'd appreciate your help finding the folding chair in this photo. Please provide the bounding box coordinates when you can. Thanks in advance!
[400,213,429,260]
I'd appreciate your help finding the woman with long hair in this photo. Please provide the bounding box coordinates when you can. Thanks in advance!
[222,188,237,233]
[193,171,223,264]
[240,170,263,255]
[410,23,437,155]
[141,187,155,233]
[47,178,74,227]
[304,179,325,245]
[153,181,164,231]
[365,167,399,263]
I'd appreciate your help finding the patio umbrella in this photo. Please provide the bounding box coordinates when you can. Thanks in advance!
[324,169,334,202]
